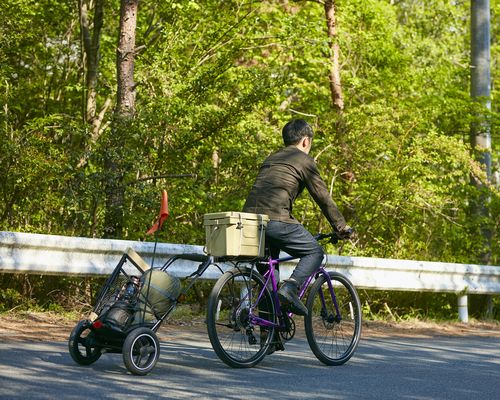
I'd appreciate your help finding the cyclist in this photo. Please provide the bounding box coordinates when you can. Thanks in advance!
[243,119,352,317]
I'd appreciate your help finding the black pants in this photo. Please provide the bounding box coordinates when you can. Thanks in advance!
[264,220,324,287]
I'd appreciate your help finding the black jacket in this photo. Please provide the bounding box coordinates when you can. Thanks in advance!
[243,146,347,231]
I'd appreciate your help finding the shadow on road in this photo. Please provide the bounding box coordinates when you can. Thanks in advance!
[1,332,499,399]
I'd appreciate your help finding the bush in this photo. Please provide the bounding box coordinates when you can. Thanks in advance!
[359,290,499,321]
[1,273,498,322]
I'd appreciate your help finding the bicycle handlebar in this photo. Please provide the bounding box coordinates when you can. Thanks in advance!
[314,228,354,244]
[314,232,337,241]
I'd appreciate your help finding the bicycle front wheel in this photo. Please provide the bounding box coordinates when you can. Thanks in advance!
[206,266,275,368]
[305,271,362,365]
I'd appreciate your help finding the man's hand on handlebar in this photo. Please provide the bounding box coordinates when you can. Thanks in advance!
[337,225,354,240]
[314,226,354,244]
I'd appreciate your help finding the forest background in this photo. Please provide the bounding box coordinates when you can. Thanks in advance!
[0,0,498,320]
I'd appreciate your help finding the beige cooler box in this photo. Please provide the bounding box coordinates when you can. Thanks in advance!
[203,212,269,257]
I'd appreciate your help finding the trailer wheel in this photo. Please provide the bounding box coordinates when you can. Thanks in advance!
[68,320,102,366]
[122,327,160,375]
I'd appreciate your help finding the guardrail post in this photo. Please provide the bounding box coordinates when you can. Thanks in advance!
[458,295,468,323]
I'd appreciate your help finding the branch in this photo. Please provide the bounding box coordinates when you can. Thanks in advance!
[92,97,112,139]
[314,143,333,162]
[196,8,256,66]
[134,174,198,183]
[288,109,317,117]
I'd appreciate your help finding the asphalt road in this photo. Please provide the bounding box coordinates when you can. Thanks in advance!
[1,331,499,399]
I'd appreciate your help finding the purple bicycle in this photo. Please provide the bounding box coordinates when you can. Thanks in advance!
[206,232,362,368]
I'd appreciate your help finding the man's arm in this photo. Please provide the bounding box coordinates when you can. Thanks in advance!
[302,158,348,232]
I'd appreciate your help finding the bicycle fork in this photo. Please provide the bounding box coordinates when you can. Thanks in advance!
[316,267,343,323]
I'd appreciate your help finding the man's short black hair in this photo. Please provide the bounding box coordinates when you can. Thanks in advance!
[282,119,314,146]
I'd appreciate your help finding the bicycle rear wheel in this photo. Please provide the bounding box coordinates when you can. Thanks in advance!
[305,271,361,365]
[206,266,275,368]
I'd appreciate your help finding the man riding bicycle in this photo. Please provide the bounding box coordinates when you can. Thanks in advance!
[243,118,352,316]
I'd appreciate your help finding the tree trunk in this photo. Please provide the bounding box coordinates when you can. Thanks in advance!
[78,0,111,170]
[322,0,355,221]
[470,0,492,264]
[79,0,104,131]
[103,0,138,238]
[324,0,344,112]
[470,0,492,180]
[116,0,138,118]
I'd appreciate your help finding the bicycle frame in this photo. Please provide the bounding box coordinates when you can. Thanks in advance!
[248,254,342,330]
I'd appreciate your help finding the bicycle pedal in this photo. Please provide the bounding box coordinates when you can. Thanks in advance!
[266,340,285,355]
[273,339,285,351]
[247,329,257,345]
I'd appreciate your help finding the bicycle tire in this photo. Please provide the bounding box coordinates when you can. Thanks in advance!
[305,271,362,365]
[206,266,275,368]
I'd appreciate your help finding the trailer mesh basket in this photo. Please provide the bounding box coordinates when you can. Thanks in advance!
[132,269,181,325]
[93,269,133,317]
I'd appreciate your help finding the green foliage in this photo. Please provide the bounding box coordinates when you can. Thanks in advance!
[360,290,459,321]
[0,0,497,266]
[0,288,23,310]
[1,272,497,321]
[0,273,106,312]
[360,290,499,321]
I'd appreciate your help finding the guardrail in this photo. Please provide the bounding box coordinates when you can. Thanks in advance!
[1,231,499,322]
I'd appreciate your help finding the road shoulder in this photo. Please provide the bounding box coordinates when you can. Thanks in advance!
[0,311,499,342]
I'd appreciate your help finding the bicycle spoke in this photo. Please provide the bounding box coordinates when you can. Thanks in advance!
[305,272,361,365]
[207,267,276,368]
